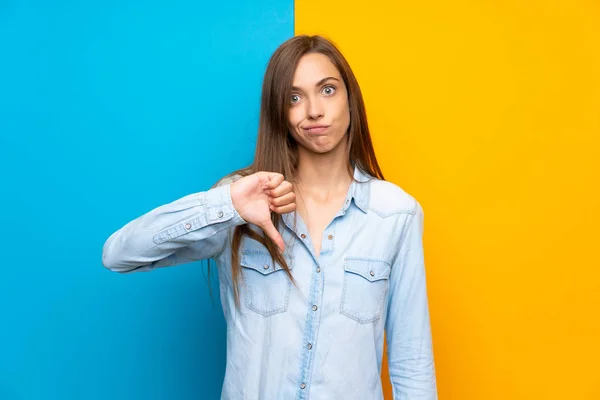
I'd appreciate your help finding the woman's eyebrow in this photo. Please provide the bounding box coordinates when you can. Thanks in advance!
[292,76,340,91]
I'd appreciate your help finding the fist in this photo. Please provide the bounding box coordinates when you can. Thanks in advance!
[230,172,296,252]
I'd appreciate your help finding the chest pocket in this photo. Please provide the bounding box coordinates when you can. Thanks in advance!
[340,257,391,323]
[240,250,294,317]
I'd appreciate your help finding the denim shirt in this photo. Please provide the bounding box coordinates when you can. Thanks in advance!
[102,166,437,400]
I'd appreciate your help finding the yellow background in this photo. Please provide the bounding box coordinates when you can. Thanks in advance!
[296,1,600,398]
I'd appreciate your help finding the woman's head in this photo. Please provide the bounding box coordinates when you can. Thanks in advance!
[253,34,383,181]
[288,52,351,159]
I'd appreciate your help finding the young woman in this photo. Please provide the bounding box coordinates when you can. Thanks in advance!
[102,35,437,399]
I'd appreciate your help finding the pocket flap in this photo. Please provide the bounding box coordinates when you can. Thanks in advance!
[344,258,391,282]
[241,251,293,275]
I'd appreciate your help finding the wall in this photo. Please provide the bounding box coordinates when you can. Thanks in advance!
[0,1,292,398]
[3,1,599,398]
[296,0,600,398]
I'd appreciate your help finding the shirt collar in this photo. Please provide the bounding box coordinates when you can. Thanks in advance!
[346,164,371,214]
[282,164,372,231]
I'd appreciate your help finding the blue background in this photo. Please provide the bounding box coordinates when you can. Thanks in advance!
[0,1,293,398]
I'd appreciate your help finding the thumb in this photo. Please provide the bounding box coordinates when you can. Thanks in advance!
[258,218,285,253]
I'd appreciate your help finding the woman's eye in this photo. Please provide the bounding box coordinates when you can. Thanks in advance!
[322,85,336,96]
[291,94,301,104]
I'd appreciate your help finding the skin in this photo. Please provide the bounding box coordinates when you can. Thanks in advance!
[231,53,352,256]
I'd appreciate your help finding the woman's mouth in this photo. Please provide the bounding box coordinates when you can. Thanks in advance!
[303,125,330,134]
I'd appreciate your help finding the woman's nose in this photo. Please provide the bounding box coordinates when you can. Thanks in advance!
[306,98,324,120]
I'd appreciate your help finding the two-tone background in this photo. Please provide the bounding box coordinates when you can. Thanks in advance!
[1,1,598,399]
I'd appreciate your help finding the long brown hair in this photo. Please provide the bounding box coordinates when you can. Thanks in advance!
[216,35,384,306]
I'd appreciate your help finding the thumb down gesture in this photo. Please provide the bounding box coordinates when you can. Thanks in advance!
[230,172,296,252]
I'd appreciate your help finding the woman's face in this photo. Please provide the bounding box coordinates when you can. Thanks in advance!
[288,53,350,156]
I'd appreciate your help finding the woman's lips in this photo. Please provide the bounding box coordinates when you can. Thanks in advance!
[303,126,329,134]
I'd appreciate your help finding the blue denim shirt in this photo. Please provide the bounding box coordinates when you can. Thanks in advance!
[102,166,437,399]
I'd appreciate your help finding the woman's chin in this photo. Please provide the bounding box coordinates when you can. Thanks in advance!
[302,142,344,156]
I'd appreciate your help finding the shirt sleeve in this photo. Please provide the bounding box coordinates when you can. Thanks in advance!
[385,201,438,399]
[102,183,246,273]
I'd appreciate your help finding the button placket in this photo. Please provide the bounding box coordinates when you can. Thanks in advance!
[296,229,323,397]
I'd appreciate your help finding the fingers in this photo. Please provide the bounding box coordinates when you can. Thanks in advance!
[270,203,296,214]
[261,173,285,191]
[257,171,295,215]
[268,184,295,214]
[269,190,295,207]
[268,180,293,198]
[259,219,285,252]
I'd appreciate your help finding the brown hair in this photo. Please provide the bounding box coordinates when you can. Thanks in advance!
[215,35,384,306]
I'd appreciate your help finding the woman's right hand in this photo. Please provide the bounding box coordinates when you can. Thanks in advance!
[230,172,296,252]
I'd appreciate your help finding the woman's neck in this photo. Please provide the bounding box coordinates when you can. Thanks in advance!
[295,146,352,198]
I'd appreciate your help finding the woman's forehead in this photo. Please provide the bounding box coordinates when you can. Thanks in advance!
[292,53,341,87]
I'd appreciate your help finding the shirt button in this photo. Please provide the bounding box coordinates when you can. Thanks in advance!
[300,383,306,389]
[312,305,318,311]
[185,223,192,230]
[263,264,269,270]
[327,234,333,240]
[370,270,375,277]
[301,233,306,239]
[217,211,224,218]
[307,343,312,350]
[316,267,321,273]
